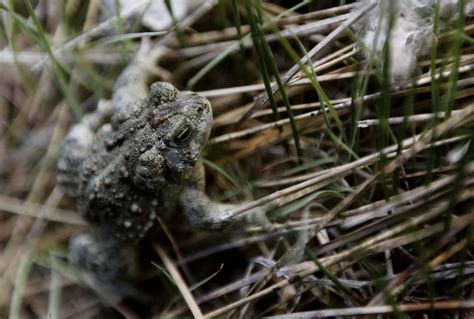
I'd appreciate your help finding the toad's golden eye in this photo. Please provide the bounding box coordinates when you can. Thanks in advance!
[173,124,192,144]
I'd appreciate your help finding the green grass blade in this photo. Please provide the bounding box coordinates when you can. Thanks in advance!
[284,35,358,159]
[269,22,351,145]
[47,253,62,319]
[218,0,231,28]
[275,157,338,179]
[349,3,387,158]
[24,0,83,119]
[425,0,444,185]
[113,0,125,34]
[164,0,187,47]
[9,254,33,319]
[254,0,302,161]
[377,3,396,200]
[245,0,281,124]
[187,0,312,89]
[202,159,241,191]
[272,190,344,219]
[230,0,244,53]
[304,245,354,300]
[71,56,114,98]
[4,0,15,47]
[443,2,465,117]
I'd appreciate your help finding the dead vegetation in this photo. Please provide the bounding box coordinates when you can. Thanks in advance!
[1,0,474,318]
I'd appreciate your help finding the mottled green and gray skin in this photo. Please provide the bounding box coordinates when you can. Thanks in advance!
[57,46,268,303]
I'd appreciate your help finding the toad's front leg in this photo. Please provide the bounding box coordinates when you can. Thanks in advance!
[179,185,272,231]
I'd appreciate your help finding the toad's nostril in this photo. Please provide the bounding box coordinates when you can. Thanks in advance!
[197,100,211,113]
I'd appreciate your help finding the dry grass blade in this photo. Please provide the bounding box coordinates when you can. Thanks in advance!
[153,244,204,319]
[0,194,84,225]
[219,103,473,221]
[0,104,69,306]
[263,300,474,318]
[202,103,474,317]
[31,0,151,72]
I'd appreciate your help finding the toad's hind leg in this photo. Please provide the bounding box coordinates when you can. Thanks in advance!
[68,232,144,304]
[57,101,112,198]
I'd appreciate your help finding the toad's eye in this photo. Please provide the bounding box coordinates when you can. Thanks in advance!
[173,124,192,145]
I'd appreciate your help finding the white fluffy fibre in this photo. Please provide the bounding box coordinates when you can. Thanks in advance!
[353,0,474,84]
[101,0,205,31]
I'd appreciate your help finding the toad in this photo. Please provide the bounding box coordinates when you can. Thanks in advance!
[57,43,269,304]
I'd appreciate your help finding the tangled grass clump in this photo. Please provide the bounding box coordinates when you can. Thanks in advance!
[0,1,474,318]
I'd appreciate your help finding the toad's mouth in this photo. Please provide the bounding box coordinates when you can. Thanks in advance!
[162,149,194,183]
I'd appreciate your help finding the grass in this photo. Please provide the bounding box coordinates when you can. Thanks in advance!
[1,0,474,318]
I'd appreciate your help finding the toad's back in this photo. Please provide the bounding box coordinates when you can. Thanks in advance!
[76,108,176,242]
